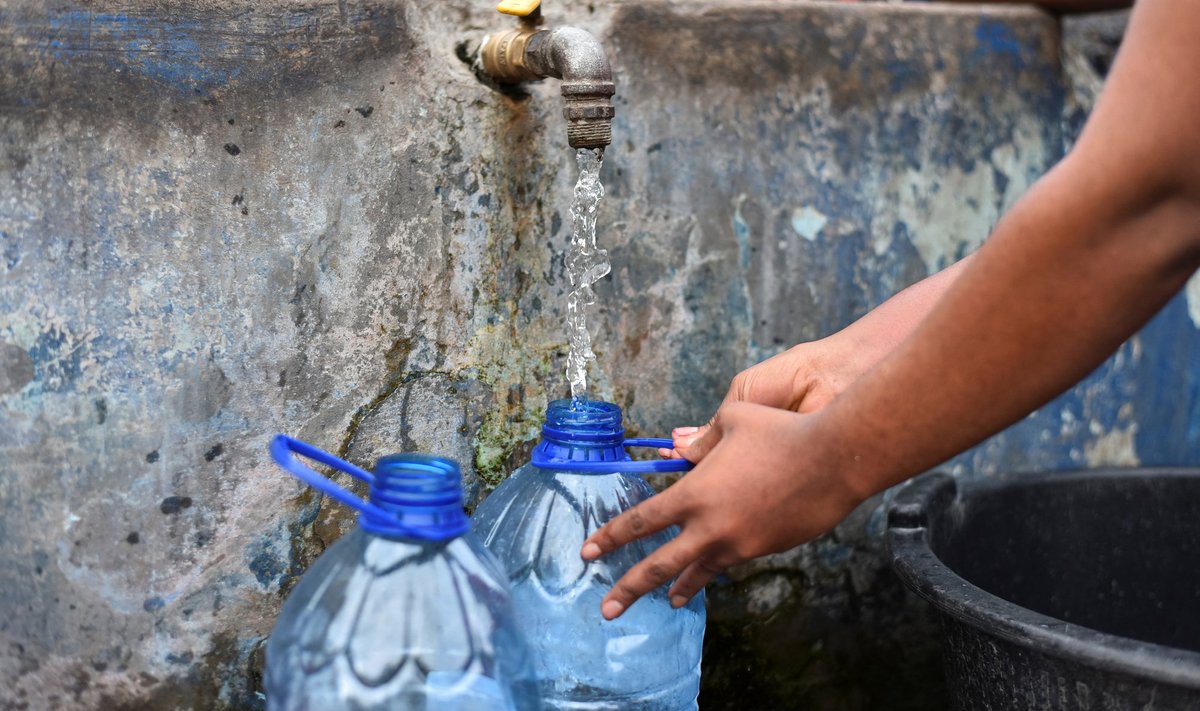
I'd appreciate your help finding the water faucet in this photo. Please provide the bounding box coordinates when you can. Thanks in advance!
[477,0,615,149]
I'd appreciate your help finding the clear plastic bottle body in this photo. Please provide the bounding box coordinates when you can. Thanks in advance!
[472,462,705,710]
[265,526,541,711]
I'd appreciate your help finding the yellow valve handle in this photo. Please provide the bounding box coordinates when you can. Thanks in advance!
[496,0,541,17]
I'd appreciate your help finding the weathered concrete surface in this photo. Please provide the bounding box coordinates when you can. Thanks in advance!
[1,1,1190,709]
[602,4,1065,708]
[0,1,580,707]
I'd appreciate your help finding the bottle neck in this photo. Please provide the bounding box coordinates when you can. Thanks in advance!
[535,399,631,471]
[362,454,470,541]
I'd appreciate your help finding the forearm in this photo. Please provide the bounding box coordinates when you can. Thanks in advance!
[813,0,1200,499]
[581,0,1197,619]
[836,255,972,377]
[826,165,1199,499]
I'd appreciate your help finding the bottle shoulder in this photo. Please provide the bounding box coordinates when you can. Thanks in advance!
[477,464,658,511]
[471,465,679,593]
[268,529,520,688]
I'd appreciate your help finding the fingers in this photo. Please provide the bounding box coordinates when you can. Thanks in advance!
[598,536,700,620]
[668,557,727,608]
[673,417,723,463]
[672,391,746,463]
[663,377,740,462]
[672,425,703,452]
[581,492,680,563]
[659,425,705,459]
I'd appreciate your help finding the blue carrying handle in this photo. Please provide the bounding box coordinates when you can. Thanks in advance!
[530,437,694,474]
[622,438,694,473]
[270,434,410,529]
[271,435,470,541]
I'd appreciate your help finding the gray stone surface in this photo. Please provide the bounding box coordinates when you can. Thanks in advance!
[602,4,1064,707]
[3,1,1194,709]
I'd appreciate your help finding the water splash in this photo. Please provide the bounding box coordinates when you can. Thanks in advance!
[564,147,610,403]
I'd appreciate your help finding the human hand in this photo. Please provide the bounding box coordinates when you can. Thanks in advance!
[581,401,867,619]
[664,335,859,459]
[668,256,977,460]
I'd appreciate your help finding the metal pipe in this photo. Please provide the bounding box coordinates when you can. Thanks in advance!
[480,25,615,149]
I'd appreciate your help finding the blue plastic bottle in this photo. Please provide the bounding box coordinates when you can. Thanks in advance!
[472,400,706,710]
[266,435,541,711]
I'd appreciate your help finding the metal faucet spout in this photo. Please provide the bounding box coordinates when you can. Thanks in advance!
[479,24,615,149]
[526,27,615,149]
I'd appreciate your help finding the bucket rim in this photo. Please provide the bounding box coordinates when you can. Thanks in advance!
[886,467,1200,691]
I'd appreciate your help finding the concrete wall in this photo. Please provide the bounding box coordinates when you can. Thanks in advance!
[2,1,1188,709]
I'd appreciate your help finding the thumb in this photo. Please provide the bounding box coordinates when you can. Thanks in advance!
[675,413,724,463]
[667,424,707,456]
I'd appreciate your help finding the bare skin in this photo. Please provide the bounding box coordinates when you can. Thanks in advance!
[583,0,1200,620]
[661,257,973,456]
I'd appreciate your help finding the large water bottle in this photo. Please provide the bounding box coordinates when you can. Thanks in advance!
[266,435,541,711]
[472,400,706,710]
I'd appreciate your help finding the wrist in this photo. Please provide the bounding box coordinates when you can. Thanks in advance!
[806,329,873,397]
[801,403,892,509]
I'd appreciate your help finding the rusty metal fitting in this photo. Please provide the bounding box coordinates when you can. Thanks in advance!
[563,86,615,149]
[478,24,615,149]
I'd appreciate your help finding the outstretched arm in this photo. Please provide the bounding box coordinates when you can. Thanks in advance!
[585,0,1200,619]
[667,0,1134,455]
[665,256,973,456]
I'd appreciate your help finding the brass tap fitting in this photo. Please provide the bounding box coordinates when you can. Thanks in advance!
[480,25,543,85]
[478,0,616,149]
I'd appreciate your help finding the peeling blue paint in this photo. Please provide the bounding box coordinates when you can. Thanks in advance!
[971,19,1028,70]
[246,537,288,589]
[248,551,286,588]
[883,59,923,94]
[991,165,1011,197]
[1,231,18,271]
[790,206,828,241]
[44,11,236,92]
[1130,296,1200,463]
[28,326,84,393]
[24,4,404,97]
[815,539,852,568]
[732,196,752,272]
[944,292,1200,476]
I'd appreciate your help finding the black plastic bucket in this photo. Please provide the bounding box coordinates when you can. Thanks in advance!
[887,469,1200,710]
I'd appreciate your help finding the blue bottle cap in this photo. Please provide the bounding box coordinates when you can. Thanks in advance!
[531,399,694,474]
[368,454,471,539]
[540,399,625,446]
[269,435,470,541]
